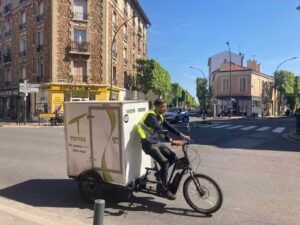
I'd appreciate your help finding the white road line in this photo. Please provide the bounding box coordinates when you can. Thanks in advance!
[272,127,285,133]
[256,126,271,131]
[201,124,219,128]
[212,125,232,129]
[241,126,258,130]
[227,125,244,130]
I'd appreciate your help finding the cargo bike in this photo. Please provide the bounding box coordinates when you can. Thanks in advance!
[64,101,222,215]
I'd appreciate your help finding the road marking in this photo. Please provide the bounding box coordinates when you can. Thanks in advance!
[241,126,257,130]
[256,126,271,131]
[272,127,285,133]
[201,124,219,128]
[227,125,244,129]
[212,124,232,129]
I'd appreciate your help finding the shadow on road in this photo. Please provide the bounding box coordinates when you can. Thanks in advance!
[0,179,210,218]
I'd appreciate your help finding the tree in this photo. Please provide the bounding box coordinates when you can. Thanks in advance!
[274,70,295,114]
[136,58,172,100]
[294,76,300,110]
[136,58,155,99]
[196,77,208,109]
[172,83,182,107]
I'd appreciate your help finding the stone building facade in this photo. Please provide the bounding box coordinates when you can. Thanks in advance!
[0,0,150,122]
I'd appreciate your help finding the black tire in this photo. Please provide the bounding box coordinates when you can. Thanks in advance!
[78,171,103,204]
[183,174,223,214]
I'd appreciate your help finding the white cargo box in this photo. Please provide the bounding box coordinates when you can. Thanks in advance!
[64,101,152,186]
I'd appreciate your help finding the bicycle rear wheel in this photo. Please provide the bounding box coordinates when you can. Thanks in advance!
[183,173,222,214]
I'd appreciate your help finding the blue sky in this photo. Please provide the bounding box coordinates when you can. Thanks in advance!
[139,0,300,99]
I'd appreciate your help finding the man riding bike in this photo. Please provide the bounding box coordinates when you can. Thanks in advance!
[138,99,191,200]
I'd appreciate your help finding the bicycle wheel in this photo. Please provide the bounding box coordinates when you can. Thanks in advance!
[183,173,223,214]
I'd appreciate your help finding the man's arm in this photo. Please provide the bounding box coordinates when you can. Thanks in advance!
[163,120,191,141]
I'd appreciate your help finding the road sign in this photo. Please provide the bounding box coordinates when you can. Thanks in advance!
[19,82,40,93]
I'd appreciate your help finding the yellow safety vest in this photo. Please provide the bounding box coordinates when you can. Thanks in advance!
[137,109,164,139]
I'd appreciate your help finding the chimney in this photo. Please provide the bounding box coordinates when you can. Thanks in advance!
[247,59,261,73]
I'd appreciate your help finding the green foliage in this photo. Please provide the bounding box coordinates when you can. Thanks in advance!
[196,77,208,108]
[136,58,172,100]
[274,70,295,95]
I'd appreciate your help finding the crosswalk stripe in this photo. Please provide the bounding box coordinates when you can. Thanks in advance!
[272,127,285,133]
[202,124,220,128]
[241,126,257,130]
[227,125,244,130]
[256,126,271,131]
[212,125,232,129]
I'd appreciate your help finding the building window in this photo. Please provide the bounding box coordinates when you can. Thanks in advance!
[240,77,247,92]
[37,30,44,52]
[19,38,26,57]
[73,0,88,21]
[73,60,87,83]
[37,1,44,22]
[123,47,127,65]
[138,37,141,52]
[132,31,135,48]
[74,29,87,43]
[124,0,128,17]
[37,62,44,77]
[5,19,12,37]
[222,78,229,92]
[113,66,117,84]
[123,24,128,42]
[21,66,26,80]
[20,11,27,31]
[112,11,117,31]
[132,53,136,69]
[112,40,117,58]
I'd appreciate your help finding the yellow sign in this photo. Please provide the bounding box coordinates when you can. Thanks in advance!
[50,92,64,113]
[39,113,55,118]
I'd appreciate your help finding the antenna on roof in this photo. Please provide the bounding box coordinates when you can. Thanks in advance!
[252,54,255,60]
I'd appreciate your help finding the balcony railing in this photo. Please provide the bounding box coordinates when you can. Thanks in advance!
[69,41,90,53]
[3,54,12,63]
[20,0,28,5]
[19,50,26,58]
[72,12,88,21]
[4,3,13,14]
[36,14,44,22]
[19,23,27,31]
[5,30,12,37]
[37,44,44,53]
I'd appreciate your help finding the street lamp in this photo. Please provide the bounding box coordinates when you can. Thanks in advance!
[226,41,232,117]
[274,57,297,73]
[189,66,208,121]
[189,66,206,78]
[110,15,136,100]
[274,57,298,115]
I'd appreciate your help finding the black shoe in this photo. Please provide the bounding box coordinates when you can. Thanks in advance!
[164,190,176,200]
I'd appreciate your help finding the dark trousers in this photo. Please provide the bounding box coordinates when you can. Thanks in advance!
[141,139,176,188]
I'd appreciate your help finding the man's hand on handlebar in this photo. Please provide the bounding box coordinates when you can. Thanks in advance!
[171,140,185,146]
[180,133,191,141]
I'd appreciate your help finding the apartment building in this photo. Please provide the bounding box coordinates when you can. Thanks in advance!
[0,0,150,121]
[211,59,277,117]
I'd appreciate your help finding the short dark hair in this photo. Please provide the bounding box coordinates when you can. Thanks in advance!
[154,98,165,106]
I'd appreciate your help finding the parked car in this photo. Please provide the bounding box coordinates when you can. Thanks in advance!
[164,107,189,124]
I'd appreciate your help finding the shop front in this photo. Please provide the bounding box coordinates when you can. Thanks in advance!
[39,83,123,114]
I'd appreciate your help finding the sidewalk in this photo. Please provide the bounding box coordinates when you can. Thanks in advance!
[0,122,63,128]
[0,197,87,225]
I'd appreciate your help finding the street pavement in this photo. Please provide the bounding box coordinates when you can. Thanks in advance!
[0,117,299,225]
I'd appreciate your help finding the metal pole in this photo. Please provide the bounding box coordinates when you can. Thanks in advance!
[93,199,105,225]
[24,80,27,125]
[226,42,232,118]
[110,15,136,100]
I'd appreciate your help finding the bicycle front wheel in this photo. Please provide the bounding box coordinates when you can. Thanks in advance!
[183,173,223,214]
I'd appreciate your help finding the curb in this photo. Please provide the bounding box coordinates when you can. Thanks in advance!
[0,124,64,128]
[287,131,300,142]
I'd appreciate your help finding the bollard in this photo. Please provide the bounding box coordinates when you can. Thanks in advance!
[93,199,105,225]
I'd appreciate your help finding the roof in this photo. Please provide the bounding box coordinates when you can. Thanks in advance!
[219,63,250,72]
[131,0,151,26]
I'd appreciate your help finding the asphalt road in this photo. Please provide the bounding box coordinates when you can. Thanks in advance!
[0,117,299,225]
